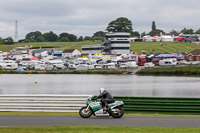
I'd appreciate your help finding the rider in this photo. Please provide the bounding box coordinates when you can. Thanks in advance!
[95,88,115,112]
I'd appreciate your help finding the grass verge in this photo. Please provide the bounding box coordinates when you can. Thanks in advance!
[0,41,199,54]
[0,69,127,74]
[136,65,200,76]
[0,126,200,133]
[0,112,200,117]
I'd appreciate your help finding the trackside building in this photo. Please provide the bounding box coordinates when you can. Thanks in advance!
[103,32,130,55]
[81,32,130,55]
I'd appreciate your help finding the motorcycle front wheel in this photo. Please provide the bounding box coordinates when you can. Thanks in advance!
[79,106,92,118]
[110,106,124,118]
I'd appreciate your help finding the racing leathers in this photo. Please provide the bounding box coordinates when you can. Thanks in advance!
[96,90,115,111]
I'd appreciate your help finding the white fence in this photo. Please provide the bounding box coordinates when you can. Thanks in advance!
[0,95,89,112]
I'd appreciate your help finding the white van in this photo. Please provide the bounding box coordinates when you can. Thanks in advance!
[159,58,177,66]
[126,61,138,68]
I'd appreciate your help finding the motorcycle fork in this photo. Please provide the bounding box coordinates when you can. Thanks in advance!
[85,105,90,111]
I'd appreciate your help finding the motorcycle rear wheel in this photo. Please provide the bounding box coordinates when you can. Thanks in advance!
[79,106,92,118]
[110,106,124,118]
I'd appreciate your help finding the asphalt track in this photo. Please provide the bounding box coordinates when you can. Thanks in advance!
[0,115,200,128]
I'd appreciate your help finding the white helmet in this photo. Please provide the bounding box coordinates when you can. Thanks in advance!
[100,88,106,94]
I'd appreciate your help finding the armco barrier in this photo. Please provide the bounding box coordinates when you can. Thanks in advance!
[0,95,89,112]
[114,96,200,114]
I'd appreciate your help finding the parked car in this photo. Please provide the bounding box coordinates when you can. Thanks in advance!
[144,62,155,68]
[191,61,200,65]
[119,63,127,69]
[94,64,103,69]
[179,60,191,65]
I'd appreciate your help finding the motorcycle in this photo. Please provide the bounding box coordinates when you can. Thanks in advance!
[79,95,124,118]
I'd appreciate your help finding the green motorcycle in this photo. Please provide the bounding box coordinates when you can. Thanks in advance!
[79,95,124,118]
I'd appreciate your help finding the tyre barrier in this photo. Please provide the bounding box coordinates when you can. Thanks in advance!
[114,96,200,114]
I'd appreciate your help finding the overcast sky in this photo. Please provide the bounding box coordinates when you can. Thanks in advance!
[0,0,200,40]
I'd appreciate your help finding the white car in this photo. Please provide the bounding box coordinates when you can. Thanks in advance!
[144,62,155,68]
[94,64,103,69]
[119,63,127,69]
[191,61,200,65]
[179,60,191,65]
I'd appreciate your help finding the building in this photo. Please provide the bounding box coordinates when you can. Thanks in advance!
[52,51,63,57]
[103,32,130,55]
[81,45,104,56]
[185,49,200,61]
[62,49,81,58]
[81,32,130,55]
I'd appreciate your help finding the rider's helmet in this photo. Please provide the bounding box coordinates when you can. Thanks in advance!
[100,88,106,95]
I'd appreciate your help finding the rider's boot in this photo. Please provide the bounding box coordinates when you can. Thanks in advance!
[103,106,107,114]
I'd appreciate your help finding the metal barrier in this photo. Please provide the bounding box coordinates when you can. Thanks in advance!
[0,95,200,114]
[0,95,89,112]
[114,96,200,114]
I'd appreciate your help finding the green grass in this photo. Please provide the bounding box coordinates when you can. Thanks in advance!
[0,112,200,117]
[0,69,126,74]
[0,126,200,133]
[0,41,98,52]
[0,41,199,54]
[136,65,200,76]
[131,42,199,54]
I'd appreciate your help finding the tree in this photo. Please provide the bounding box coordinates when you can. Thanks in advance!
[93,31,105,37]
[196,29,200,34]
[149,29,165,36]
[67,34,77,42]
[84,36,91,41]
[25,31,42,42]
[59,33,69,39]
[152,21,156,31]
[43,31,58,42]
[36,36,45,42]
[181,28,194,34]
[3,37,14,45]
[148,21,165,36]
[78,36,83,41]
[92,31,105,41]
[169,30,179,35]
[0,37,3,45]
[131,31,140,37]
[59,37,69,42]
[106,17,133,33]
[141,32,146,37]
[59,33,77,42]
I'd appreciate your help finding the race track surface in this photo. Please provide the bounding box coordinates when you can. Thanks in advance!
[0,115,200,128]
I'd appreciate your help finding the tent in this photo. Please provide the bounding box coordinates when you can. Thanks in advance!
[156,53,184,59]
[29,57,40,60]
[174,36,185,41]
[16,67,24,71]
[160,36,174,42]
[151,38,157,41]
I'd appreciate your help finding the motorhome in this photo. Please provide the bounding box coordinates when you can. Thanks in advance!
[0,60,18,70]
[103,63,116,69]
[48,60,65,70]
[126,61,138,68]
[159,58,177,66]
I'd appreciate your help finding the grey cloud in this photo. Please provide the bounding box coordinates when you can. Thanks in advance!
[0,0,200,39]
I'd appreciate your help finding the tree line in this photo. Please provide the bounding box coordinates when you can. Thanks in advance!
[1,17,200,45]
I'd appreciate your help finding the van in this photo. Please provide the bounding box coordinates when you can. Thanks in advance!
[159,59,177,66]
